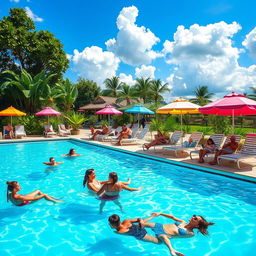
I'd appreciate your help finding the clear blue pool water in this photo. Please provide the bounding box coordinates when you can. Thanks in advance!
[0,140,256,256]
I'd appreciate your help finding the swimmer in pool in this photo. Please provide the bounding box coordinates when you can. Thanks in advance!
[97,172,142,213]
[83,169,131,193]
[6,181,63,206]
[43,157,64,166]
[61,148,82,157]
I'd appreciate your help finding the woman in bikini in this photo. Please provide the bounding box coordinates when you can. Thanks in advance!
[61,148,82,157]
[198,138,216,163]
[97,172,142,213]
[6,181,63,206]
[143,130,169,150]
[109,212,214,256]
[82,169,131,193]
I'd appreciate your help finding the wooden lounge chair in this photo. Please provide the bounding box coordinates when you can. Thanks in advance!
[190,134,225,160]
[14,125,27,138]
[217,134,256,169]
[153,130,183,151]
[163,132,203,157]
[44,124,56,137]
[58,124,71,136]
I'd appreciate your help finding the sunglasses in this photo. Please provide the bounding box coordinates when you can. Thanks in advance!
[192,215,199,221]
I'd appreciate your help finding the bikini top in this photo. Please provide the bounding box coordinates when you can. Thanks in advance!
[175,221,190,236]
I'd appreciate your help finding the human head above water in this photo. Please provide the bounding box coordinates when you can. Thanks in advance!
[108,172,118,184]
[108,214,120,228]
[189,215,214,235]
[83,169,95,187]
[6,181,20,201]
[49,157,55,162]
[69,148,75,155]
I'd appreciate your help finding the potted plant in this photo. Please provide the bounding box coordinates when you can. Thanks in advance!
[64,112,88,135]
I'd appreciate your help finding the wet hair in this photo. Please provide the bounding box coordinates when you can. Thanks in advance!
[109,172,118,184]
[49,157,54,162]
[207,138,215,145]
[108,214,120,228]
[83,169,94,187]
[197,216,215,235]
[6,181,18,202]
[69,148,75,155]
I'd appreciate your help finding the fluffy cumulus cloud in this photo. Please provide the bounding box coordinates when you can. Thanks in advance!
[72,46,120,86]
[105,6,161,66]
[25,7,43,22]
[119,73,136,86]
[135,65,156,78]
[242,27,256,59]
[163,21,256,96]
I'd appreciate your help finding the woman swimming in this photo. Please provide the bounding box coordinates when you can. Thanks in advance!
[97,172,142,213]
[83,169,131,193]
[141,212,214,256]
[43,157,64,166]
[6,181,63,206]
[61,148,82,157]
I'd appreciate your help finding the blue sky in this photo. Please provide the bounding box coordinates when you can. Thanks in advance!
[1,0,256,100]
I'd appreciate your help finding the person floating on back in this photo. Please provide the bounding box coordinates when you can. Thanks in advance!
[43,157,64,166]
[61,148,82,157]
[6,181,63,206]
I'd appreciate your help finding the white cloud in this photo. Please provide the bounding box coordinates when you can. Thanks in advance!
[163,21,256,96]
[10,0,21,2]
[242,27,256,59]
[106,6,161,66]
[25,7,43,22]
[119,73,136,86]
[135,65,156,79]
[66,54,73,61]
[72,46,120,86]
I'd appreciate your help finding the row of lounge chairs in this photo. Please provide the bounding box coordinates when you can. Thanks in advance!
[3,125,27,139]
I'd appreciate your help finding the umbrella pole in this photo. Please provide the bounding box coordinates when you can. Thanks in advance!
[232,109,234,134]
[48,115,49,125]
[138,113,140,127]
[181,112,183,146]
[11,116,12,126]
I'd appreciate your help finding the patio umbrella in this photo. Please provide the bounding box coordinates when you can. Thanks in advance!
[35,107,62,125]
[125,104,154,126]
[199,92,256,133]
[95,105,123,123]
[0,106,26,126]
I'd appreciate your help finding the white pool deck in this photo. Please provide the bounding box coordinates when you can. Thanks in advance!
[1,128,256,179]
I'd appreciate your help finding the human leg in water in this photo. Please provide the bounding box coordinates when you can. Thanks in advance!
[159,235,184,256]
[99,201,106,214]
[113,199,123,212]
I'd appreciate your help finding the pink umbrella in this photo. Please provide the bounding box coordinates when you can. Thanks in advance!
[96,105,123,123]
[199,92,256,133]
[35,107,62,124]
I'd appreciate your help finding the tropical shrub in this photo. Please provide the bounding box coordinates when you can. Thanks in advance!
[212,116,232,135]
[18,115,44,135]
[64,111,87,131]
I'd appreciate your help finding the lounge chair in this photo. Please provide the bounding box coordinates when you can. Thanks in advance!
[14,125,26,138]
[96,126,121,141]
[190,134,225,160]
[152,130,183,151]
[58,124,71,136]
[163,132,203,157]
[3,126,14,139]
[44,125,56,137]
[217,134,256,169]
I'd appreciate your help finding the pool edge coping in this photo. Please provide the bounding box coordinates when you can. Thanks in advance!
[1,138,256,184]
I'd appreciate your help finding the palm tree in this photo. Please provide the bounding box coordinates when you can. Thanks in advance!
[248,86,256,100]
[116,84,138,105]
[190,85,214,106]
[103,76,123,97]
[134,77,152,103]
[151,79,170,103]
[1,69,55,113]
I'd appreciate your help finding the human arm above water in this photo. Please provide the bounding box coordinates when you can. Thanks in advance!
[151,212,185,222]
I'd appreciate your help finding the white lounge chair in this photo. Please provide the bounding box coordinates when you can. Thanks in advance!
[14,125,26,138]
[111,125,141,145]
[58,124,71,136]
[153,130,183,151]
[190,134,225,160]
[44,125,56,137]
[96,126,121,141]
[163,132,203,157]
[217,134,256,169]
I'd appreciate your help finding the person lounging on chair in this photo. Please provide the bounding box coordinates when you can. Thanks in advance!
[3,124,14,139]
[58,124,71,136]
[44,125,56,137]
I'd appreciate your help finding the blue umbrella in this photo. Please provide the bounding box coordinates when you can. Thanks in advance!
[125,105,154,126]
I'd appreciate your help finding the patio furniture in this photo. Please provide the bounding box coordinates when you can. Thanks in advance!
[58,124,71,136]
[44,124,56,137]
[163,132,203,157]
[217,134,256,169]
[190,134,225,160]
[14,125,26,138]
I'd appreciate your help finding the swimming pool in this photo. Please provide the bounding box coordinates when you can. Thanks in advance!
[0,139,256,256]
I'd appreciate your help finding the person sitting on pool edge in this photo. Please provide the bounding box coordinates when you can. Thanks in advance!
[97,172,142,213]
[6,181,63,206]
[43,157,64,166]
[209,135,238,165]
[61,148,82,157]
[4,123,14,139]
[109,212,214,256]
[83,169,131,193]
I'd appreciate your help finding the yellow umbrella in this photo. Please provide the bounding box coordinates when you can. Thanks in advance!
[0,106,26,125]
[156,98,201,144]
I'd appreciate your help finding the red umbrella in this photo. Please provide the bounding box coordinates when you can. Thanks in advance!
[199,92,256,133]
[35,107,62,124]
[96,105,123,123]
